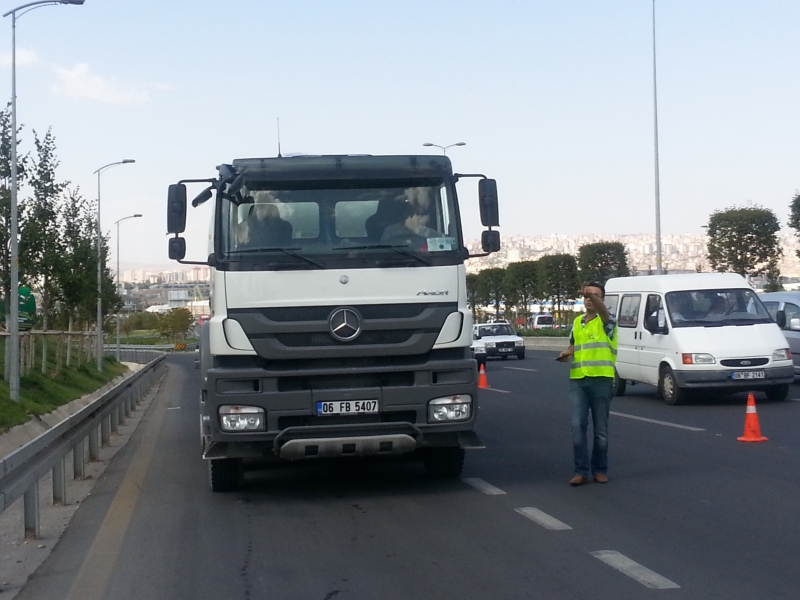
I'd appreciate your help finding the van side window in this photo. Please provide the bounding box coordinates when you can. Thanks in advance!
[762,301,779,322]
[646,294,663,315]
[618,294,641,328]
[604,294,619,319]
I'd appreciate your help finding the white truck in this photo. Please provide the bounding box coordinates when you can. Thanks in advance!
[167,155,500,490]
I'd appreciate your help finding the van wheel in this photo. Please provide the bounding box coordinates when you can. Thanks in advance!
[423,447,465,478]
[765,384,789,402]
[208,458,243,492]
[659,366,686,405]
[613,371,626,397]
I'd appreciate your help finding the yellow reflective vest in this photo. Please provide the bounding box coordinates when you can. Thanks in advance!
[570,314,618,379]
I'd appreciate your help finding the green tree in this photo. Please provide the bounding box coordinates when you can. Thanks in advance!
[538,254,579,323]
[466,273,480,319]
[158,308,194,342]
[20,128,68,333]
[706,205,782,278]
[477,268,506,319]
[578,241,630,284]
[787,191,800,259]
[503,261,539,321]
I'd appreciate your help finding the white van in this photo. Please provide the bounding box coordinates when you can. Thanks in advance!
[604,273,793,405]
[529,313,555,330]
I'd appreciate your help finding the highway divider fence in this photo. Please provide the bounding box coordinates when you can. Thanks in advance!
[0,353,166,539]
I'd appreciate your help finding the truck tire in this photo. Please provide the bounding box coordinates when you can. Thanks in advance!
[659,365,687,406]
[765,384,789,402]
[208,458,242,492]
[423,447,465,478]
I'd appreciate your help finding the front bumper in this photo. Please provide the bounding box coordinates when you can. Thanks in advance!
[673,364,794,389]
[201,353,482,460]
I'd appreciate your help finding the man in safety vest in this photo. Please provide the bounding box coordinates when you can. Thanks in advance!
[557,282,618,486]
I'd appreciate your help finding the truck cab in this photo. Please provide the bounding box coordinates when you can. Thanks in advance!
[167,155,500,490]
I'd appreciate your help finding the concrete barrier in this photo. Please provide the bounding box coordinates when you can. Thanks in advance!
[523,337,570,351]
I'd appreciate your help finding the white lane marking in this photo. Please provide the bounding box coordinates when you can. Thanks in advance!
[610,411,705,432]
[791,398,800,402]
[485,388,511,394]
[515,507,572,530]
[504,367,538,372]
[591,550,680,589]
[463,478,506,495]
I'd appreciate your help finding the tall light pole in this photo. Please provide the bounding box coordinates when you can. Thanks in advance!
[422,142,466,155]
[115,214,142,361]
[652,0,664,275]
[94,159,135,372]
[3,0,85,402]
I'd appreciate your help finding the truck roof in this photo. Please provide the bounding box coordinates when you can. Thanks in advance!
[228,154,453,182]
[605,273,748,294]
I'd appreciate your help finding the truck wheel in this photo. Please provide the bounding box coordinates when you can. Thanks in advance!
[613,371,626,397]
[208,458,242,492]
[659,366,686,406]
[423,447,465,478]
[765,384,789,402]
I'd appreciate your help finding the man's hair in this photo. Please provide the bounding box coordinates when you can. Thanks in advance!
[585,281,605,298]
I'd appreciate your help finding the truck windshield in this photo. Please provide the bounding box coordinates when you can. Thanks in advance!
[220,178,462,269]
[665,288,772,327]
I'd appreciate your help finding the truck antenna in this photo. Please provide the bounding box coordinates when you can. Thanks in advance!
[277,117,282,158]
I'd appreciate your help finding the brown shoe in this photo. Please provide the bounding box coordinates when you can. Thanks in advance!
[593,473,608,484]
[570,475,588,486]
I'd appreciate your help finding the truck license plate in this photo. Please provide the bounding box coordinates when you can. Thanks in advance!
[316,400,379,416]
[732,371,765,380]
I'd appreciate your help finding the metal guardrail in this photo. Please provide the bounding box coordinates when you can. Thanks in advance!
[0,354,167,538]
[105,344,197,354]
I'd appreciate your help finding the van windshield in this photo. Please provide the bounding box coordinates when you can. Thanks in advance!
[665,289,772,327]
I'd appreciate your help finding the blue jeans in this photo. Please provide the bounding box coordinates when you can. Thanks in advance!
[570,377,613,477]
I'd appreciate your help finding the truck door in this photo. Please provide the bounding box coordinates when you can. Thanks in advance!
[615,293,643,382]
[639,294,670,386]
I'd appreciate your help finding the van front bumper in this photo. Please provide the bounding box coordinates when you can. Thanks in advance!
[674,365,794,388]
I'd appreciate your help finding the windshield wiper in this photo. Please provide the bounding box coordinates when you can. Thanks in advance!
[229,247,325,269]
[334,244,431,265]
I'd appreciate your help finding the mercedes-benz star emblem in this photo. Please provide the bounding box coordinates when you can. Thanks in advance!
[328,307,362,342]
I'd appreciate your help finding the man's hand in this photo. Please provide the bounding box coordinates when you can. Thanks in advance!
[556,349,573,362]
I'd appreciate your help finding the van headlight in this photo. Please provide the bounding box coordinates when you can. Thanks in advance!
[219,405,265,431]
[682,353,715,365]
[428,395,472,423]
[772,348,791,361]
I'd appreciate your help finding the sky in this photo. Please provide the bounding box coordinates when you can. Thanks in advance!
[1,0,798,269]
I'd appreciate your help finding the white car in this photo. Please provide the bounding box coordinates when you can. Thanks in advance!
[471,321,525,364]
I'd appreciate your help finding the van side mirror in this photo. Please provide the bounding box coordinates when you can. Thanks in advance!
[478,179,499,227]
[776,309,786,328]
[481,230,501,253]
[167,184,187,233]
[168,237,186,261]
[645,310,668,334]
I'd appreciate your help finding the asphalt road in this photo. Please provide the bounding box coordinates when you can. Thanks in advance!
[16,352,800,600]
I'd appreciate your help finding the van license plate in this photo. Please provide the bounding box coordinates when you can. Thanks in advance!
[732,371,765,380]
[316,400,378,416]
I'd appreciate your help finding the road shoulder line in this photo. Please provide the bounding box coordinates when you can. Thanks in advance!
[591,550,680,589]
[610,411,705,431]
[515,507,572,530]
[463,477,506,495]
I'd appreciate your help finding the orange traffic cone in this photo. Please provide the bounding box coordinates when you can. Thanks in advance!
[478,364,490,389]
[737,393,768,442]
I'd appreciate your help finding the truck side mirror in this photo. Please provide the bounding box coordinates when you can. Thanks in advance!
[167,184,187,233]
[481,230,501,253]
[168,237,186,261]
[478,179,499,227]
[776,309,786,328]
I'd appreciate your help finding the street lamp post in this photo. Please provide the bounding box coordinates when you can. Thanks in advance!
[652,0,663,275]
[94,160,135,372]
[3,0,85,402]
[422,142,466,155]
[115,214,142,361]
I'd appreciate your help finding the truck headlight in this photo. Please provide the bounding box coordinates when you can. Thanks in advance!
[681,353,715,365]
[515,340,524,347]
[428,395,472,423]
[772,348,791,361]
[485,341,496,348]
[219,405,265,431]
